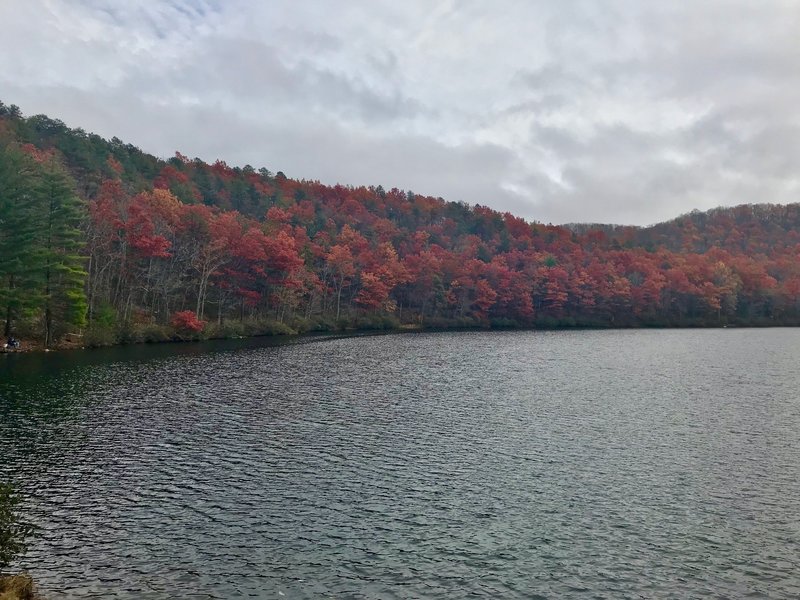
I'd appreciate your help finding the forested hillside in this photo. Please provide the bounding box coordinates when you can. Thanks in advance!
[2,101,799,347]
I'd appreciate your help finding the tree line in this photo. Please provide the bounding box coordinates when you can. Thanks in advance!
[0,141,85,346]
[2,101,800,347]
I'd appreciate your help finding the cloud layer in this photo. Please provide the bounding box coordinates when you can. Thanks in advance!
[1,0,798,224]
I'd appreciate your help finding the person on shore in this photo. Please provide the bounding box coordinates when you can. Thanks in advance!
[4,336,20,350]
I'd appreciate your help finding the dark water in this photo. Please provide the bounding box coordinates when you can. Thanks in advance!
[2,329,800,599]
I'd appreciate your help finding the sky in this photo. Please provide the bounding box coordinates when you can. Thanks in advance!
[1,1,799,225]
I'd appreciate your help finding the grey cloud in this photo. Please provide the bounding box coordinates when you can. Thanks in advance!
[498,1,800,223]
[272,28,343,53]
[113,34,428,125]
[1,0,799,225]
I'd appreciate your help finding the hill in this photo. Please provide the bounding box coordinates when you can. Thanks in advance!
[2,100,799,347]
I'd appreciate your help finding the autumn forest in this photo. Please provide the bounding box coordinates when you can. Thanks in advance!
[2,101,800,348]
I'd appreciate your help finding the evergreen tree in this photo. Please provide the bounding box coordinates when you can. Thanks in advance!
[36,159,88,346]
[0,144,45,337]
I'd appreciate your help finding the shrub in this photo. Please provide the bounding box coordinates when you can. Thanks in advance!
[92,303,117,328]
[204,319,295,338]
[170,310,206,334]
[535,315,558,329]
[306,317,337,332]
[489,317,519,329]
[203,321,246,339]
[135,324,172,343]
[247,320,295,336]
[352,315,401,331]
[83,325,117,347]
[0,484,34,572]
[0,573,35,599]
[421,316,481,330]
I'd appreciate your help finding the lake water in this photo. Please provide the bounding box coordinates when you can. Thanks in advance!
[1,329,800,598]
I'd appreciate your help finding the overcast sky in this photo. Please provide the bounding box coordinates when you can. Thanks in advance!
[1,1,799,225]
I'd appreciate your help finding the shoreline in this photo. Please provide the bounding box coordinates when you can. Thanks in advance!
[3,319,798,356]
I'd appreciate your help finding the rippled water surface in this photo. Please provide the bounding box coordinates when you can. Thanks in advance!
[2,329,800,598]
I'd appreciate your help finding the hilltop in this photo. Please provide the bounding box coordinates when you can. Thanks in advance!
[1,100,799,347]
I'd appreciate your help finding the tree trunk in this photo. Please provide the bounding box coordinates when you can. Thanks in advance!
[45,306,52,348]
[87,254,94,324]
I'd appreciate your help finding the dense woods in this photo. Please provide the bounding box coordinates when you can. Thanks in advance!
[2,101,800,347]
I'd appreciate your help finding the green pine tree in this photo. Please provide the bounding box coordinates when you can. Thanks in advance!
[0,144,45,338]
[36,160,88,347]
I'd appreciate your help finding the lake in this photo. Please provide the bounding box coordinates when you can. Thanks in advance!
[1,329,800,598]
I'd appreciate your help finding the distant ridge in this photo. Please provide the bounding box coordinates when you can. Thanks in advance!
[2,99,799,346]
